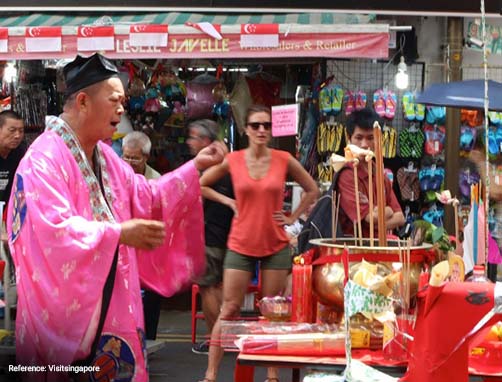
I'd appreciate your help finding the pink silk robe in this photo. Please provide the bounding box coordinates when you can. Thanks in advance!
[7,116,205,381]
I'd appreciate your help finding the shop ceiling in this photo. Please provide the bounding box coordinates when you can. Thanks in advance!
[0,0,499,17]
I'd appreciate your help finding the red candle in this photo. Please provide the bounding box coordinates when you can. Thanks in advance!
[291,258,313,322]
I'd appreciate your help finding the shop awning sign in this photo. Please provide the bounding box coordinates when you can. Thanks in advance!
[0,24,389,60]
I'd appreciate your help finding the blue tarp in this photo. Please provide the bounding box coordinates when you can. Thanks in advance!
[416,79,502,111]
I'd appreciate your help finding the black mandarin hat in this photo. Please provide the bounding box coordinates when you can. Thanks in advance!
[63,53,119,96]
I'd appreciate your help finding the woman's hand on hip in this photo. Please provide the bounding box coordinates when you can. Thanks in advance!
[273,211,295,226]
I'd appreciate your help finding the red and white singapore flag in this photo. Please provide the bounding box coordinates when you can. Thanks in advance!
[25,26,62,52]
[129,24,168,47]
[240,24,279,48]
[77,26,115,52]
[0,28,7,53]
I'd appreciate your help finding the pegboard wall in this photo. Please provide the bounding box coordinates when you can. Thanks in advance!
[462,65,502,81]
[325,59,425,130]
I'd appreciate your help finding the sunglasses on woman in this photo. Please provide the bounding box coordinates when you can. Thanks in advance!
[247,122,272,130]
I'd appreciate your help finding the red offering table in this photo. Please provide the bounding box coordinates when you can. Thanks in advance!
[235,281,502,382]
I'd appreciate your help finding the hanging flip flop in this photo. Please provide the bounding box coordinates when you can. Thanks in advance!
[344,90,355,116]
[426,106,441,124]
[434,106,446,124]
[332,85,344,114]
[496,125,502,153]
[489,111,500,125]
[415,103,425,121]
[402,91,416,121]
[424,124,445,156]
[382,125,397,158]
[430,168,445,190]
[373,89,386,117]
[488,127,499,157]
[385,90,397,119]
[355,90,367,111]
[319,86,332,115]
[419,167,433,192]
[459,125,476,152]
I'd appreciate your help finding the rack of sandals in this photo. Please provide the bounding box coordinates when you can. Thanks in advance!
[297,59,457,234]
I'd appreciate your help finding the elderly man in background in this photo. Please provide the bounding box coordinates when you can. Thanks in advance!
[122,131,161,180]
[122,130,162,341]
[7,53,226,381]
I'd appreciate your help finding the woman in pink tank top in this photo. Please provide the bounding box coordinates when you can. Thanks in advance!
[199,105,318,382]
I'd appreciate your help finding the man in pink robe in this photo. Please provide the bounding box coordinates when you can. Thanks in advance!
[6,53,226,381]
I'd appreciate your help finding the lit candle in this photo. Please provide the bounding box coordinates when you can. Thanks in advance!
[291,257,313,322]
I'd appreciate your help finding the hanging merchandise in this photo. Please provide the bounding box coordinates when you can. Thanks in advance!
[332,85,344,114]
[355,90,367,111]
[402,91,416,121]
[415,103,425,121]
[316,120,344,154]
[422,203,444,227]
[319,85,332,115]
[122,62,146,114]
[144,86,162,113]
[212,81,230,120]
[15,84,47,130]
[319,83,344,116]
[317,161,334,184]
[396,162,420,202]
[423,124,446,156]
[398,124,425,159]
[384,90,397,120]
[458,167,480,202]
[488,111,502,125]
[459,125,477,153]
[419,165,445,193]
[229,74,253,134]
[486,126,500,159]
[186,73,219,120]
[128,76,146,113]
[372,89,386,118]
[425,106,446,124]
[343,90,355,116]
[211,80,232,146]
[461,108,484,127]
[245,70,282,107]
[381,125,397,158]
[299,102,319,171]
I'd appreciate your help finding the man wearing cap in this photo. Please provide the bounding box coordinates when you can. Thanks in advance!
[7,53,226,381]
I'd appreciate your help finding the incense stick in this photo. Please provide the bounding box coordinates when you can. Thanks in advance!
[334,193,341,242]
[406,238,411,314]
[397,239,404,311]
[453,199,461,255]
[373,121,387,246]
[332,190,336,240]
[353,160,363,246]
[367,155,374,247]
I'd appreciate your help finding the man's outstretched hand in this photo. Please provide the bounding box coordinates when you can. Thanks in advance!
[193,141,228,171]
[120,219,166,250]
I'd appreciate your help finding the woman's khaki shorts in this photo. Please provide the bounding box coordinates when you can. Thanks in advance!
[224,246,292,273]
